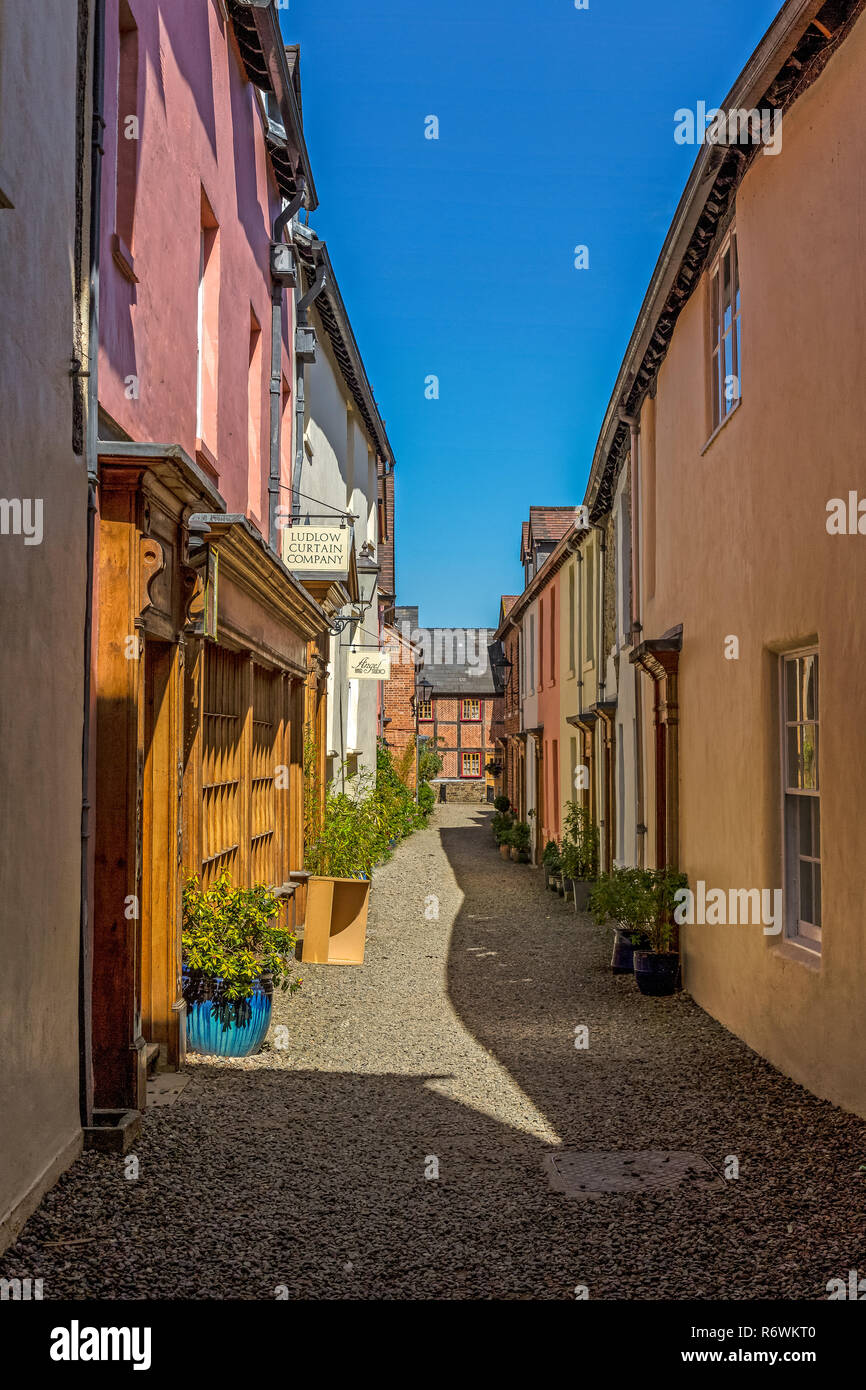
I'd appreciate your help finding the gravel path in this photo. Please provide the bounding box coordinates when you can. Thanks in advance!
[3,803,865,1300]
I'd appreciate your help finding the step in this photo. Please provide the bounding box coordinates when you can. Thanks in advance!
[144,1042,160,1077]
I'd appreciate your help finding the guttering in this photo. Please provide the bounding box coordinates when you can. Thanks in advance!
[293,226,394,466]
[584,0,832,518]
[233,1,318,210]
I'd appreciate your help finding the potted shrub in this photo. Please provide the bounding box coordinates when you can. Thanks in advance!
[561,802,600,910]
[182,874,301,1058]
[632,867,688,996]
[510,820,531,863]
[493,794,510,813]
[589,866,687,993]
[542,839,561,889]
[492,809,514,858]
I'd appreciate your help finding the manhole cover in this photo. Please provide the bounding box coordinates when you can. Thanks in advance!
[544,1150,723,1197]
[146,1074,190,1108]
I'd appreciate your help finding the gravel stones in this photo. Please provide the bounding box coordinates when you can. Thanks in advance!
[2,804,865,1300]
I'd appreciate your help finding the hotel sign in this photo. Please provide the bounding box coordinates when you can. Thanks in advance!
[347,649,390,681]
[282,525,351,576]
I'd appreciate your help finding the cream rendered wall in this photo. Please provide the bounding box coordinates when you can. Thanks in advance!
[0,0,90,1248]
[303,305,378,786]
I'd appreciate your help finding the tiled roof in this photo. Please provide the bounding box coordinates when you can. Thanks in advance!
[415,628,499,696]
[528,505,583,542]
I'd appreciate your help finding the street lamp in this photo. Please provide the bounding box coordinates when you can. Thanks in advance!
[413,674,434,801]
[491,651,512,692]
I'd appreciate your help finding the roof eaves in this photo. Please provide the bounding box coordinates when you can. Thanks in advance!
[585,0,857,520]
[295,232,394,464]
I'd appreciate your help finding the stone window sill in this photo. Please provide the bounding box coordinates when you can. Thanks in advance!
[701,397,742,455]
[770,937,822,972]
[195,439,219,482]
[111,232,138,284]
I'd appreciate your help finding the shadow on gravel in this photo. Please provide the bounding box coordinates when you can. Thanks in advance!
[439,808,866,1212]
[0,1065,576,1300]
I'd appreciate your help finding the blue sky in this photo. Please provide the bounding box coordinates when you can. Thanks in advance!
[280,0,782,627]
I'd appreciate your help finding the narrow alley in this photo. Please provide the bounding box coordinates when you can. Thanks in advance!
[4,805,863,1302]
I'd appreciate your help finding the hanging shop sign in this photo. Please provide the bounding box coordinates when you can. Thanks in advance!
[347,648,390,680]
[281,525,351,576]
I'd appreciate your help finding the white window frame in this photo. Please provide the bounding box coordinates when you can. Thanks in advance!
[779,647,821,952]
[709,227,741,433]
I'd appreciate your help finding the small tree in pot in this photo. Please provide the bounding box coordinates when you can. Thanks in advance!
[560,802,600,910]
[542,839,562,890]
[492,809,514,858]
[509,820,531,863]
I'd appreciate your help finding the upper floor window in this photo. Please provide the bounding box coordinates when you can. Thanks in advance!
[460,751,481,778]
[112,1,140,281]
[461,699,480,721]
[709,228,741,432]
[417,699,432,721]
[781,650,821,951]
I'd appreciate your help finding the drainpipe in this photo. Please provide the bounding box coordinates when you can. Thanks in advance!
[618,409,646,868]
[80,0,106,1128]
[268,180,306,549]
[292,245,327,523]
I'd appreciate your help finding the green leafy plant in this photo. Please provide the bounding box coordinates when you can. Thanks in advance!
[589,866,688,953]
[510,820,531,857]
[182,873,301,1029]
[542,839,561,870]
[561,802,600,880]
[493,794,510,813]
[418,734,444,783]
[304,742,428,879]
[492,809,514,844]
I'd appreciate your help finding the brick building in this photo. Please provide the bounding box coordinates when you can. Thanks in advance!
[412,624,500,803]
[381,617,421,785]
[494,595,520,810]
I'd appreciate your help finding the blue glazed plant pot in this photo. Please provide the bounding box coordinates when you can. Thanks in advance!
[183,968,273,1058]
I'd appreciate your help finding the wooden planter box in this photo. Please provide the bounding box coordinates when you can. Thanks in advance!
[301,876,371,965]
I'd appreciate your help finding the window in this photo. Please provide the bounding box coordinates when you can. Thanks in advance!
[539,597,545,690]
[529,613,535,692]
[247,310,263,521]
[549,589,555,683]
[709,228,741,432]
[112,1,139,279]
[568,566,575,672]
[417,699,432,721]
[585,548,595,665]
[196,191,220,452]
[781,650,821,950]
[461,751,481,778]
[461,699,480,720]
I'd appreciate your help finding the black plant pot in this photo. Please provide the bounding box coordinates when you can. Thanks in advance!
[572,878,595,912]
[610,928,639,974]
[633,950,680,996]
